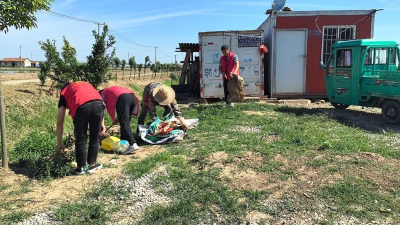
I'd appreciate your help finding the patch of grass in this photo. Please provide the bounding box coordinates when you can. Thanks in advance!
[317,178,400,222]
[0,184,10,192]
[2,210,31,224]
[139,166,243,224]
[11,130,75,180]
[130,83,144,95]
[305,159,326,168]
[53,202,108,224]
[8,180,33,196]
[124,151,184,178]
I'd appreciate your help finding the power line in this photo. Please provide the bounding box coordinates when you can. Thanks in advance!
[40,10,102,25]
[0,47,20,54]
[108,27,154,48]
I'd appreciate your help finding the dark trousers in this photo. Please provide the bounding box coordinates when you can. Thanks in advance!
[138,104,172,126]
[73,100,104,168]
[116,94,137,146]
[223,79,229,104]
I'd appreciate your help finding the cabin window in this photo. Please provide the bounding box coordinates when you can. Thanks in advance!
[364,48,374,65]
[336,49,352,68]
[390,48,398,65]
[322,26,356,65]
[327,54,335,77]
[375,48,388,65]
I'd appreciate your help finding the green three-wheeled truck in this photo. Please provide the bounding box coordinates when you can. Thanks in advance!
[321,39,400,124]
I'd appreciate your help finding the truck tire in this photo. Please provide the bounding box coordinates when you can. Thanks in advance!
[331,102,350,109]
[382,100,400,124]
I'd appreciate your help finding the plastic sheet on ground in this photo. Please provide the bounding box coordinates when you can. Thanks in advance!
[138,113,199,145]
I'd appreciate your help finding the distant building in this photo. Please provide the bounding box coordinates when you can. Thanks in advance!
[0,57,32,67]
[30,61,41,68]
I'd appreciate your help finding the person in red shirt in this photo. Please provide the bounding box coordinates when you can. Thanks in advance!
[56,81,105,175]
[219,45,240,107]
[99,86,140,155]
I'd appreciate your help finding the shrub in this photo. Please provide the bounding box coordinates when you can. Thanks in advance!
[13,130,75,180]
[170,73,178,81]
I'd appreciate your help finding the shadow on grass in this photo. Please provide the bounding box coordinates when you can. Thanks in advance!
[16,89,35,95]
[275,106,400,134]
[8,164,34,178]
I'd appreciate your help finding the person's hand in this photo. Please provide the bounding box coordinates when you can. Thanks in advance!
[100,124,106,136]
[55,145,64,157]
[181,121,188,132]
[113,119,119,125]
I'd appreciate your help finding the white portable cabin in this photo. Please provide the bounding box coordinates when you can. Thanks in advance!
[198,30,265,100]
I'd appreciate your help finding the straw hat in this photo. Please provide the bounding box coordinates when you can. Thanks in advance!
[152,85,175,105]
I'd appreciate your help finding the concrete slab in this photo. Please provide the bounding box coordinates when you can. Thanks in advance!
[278,99,311,104]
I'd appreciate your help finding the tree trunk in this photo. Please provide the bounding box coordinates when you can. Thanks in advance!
[129,69,132,80]
[0,77,8,169]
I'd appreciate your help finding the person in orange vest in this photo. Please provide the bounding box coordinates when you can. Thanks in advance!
[99,86,140,155]
[56,81,105,175]
[219,45,240,107]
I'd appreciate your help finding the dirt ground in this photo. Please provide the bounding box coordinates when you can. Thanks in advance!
[0,145,166,216]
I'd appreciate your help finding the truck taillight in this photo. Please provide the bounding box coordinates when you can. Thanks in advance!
[200,87,203,93]
[262,84,265,91]
[199,73,202,79]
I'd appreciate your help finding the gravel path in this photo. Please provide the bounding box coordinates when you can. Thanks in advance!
[17,167,171,225]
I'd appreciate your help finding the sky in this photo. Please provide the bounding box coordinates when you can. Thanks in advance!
[1,0,399,64]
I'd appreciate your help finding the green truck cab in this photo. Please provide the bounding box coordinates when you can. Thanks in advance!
[322,39,400,124]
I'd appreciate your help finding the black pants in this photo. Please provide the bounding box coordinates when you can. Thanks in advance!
[73,100,104,168]
[223,79,229,104]
[116,94,137,146]
[138,104,172,126]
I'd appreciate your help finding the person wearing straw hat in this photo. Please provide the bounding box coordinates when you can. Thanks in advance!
[138,82,187,132]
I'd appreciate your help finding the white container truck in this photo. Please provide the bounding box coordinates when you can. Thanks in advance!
[198,30,265,101]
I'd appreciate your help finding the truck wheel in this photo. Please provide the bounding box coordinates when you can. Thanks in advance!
[382,100,400,124]
[331,102,350,109]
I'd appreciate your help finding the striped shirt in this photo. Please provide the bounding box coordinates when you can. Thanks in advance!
[142,82,182,120]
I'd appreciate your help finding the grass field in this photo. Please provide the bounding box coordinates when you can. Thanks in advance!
[0,79,399,224]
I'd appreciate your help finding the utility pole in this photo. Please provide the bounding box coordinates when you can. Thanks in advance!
[155,47,157,78]
[97,22,105,35]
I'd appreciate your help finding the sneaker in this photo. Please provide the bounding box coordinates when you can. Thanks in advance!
[74,166,86,175]
[87,163,103,174]
[122,143,140,155]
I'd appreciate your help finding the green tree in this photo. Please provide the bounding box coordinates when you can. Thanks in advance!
[86,25,116,88]
[121,59,126,80]
[128,56,136,80]
[113,57,120,80]
[39,37,79,88]
[138,63,143,80]
[38,62,49,94]
[0,0,53,33]
[39,25,116,89]
[144,56,151,78]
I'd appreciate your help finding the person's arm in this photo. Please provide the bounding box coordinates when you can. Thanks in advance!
[100,117,106,136]
[219,58,226,80]
[148,97,157,121]
[233,61,240,75]
[170,100,187,132]
[233,54,240,75]
[56,106,66,155]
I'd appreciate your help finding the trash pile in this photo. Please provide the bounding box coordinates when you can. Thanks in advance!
[138,113,199,145]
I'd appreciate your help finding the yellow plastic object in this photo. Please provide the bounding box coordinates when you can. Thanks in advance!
[101,136,121,151]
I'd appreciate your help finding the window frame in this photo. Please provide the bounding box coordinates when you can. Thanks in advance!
[321,25,356,66]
